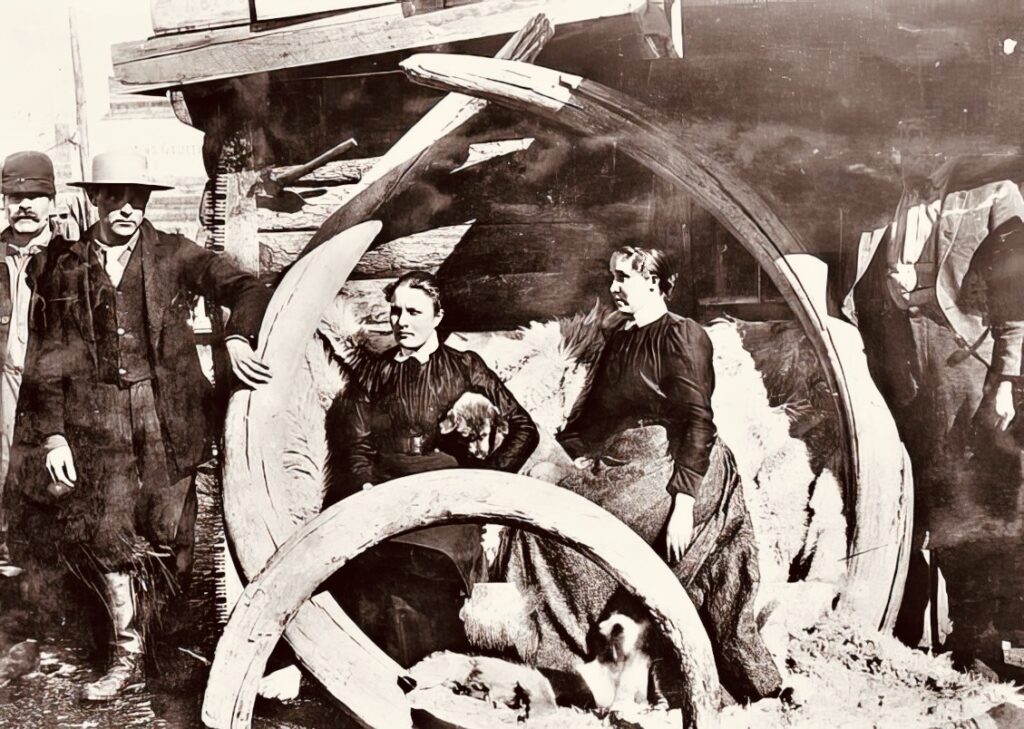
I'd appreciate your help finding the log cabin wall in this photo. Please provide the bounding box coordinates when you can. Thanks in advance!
[195,66,788,333]
[176,0,1024,324]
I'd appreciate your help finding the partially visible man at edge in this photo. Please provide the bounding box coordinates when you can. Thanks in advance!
[0,151,74,565]
[5,150,273,701]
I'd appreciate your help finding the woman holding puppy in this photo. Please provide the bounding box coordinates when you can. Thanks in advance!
[497,246,782,703]
[324,270,538,667]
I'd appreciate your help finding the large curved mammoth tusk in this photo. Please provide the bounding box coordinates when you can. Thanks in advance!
[205,471,722,729]
[216,220,415,729]
[399,53,913,633]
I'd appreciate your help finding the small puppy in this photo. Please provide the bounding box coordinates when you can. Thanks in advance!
[440,392,508,461]
[577,609,654,711]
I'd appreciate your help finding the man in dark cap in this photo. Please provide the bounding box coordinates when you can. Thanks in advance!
[0,151,74,562]
[6,150,273,701]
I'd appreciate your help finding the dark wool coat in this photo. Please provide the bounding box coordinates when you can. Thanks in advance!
[960,215,1024,383]
[6,220,271,563]
[0,230,75,371]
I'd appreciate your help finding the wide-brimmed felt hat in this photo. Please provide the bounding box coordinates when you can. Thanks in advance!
[69,150,173,191]
[2,151,56,196]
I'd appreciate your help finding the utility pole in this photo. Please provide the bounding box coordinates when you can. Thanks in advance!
[68,1,95,227]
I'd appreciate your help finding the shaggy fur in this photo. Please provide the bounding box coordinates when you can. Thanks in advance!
[577,611,654,711]
[439,392,509,460]
[278,303,847,657]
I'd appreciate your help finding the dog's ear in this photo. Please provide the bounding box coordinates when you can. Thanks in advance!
[439,412,459,434]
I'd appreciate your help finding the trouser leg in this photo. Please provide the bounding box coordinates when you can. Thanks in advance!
[172,479,198,590]
[80,571,145,701]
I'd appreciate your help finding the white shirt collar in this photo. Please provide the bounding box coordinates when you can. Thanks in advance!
[394,330,440,363]
[624,299,669,330]
[94,229,140,256]
[5,227,51,259]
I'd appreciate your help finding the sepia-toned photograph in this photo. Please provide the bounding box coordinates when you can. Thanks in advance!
[0,1,1022,726]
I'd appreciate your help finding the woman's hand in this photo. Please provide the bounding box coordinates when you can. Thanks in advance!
[665,493,695,563]
[573,456,595,471]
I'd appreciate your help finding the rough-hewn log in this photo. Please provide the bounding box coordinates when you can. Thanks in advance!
[271,158,379,187]
[259,224,472,278]
[400,53,910,631]
[297,13,554,256]
[259,141,538,232]
[217,221,415,729]
[204,472,722,729]
[257,186,354,231]
[267,137,358,190]
[221,170,261,274]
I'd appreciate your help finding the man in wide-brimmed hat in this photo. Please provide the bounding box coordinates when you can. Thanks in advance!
[0,151,75,565]
[6,150,273,700]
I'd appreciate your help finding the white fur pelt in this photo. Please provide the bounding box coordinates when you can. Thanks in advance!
[278,305,846,644]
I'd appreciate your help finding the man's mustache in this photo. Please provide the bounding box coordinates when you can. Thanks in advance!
[12,213,39,221]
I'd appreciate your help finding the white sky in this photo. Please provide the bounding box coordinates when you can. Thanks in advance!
[0,0,204,182]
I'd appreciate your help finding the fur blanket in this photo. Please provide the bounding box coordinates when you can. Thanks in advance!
[281,306,846,652]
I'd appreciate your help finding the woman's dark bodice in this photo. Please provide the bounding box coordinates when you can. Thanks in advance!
[326,343,538,501]
[558,312,717,496]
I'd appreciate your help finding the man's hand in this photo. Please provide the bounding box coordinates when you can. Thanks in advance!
[992,381,1016,431]
[665,493,695,563]
[45,445,77,489]
[573,456,595,471]
[225,338,273,388]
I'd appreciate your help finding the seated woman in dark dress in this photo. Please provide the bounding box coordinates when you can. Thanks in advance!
[325,270,539,667]
[497,246,782,703]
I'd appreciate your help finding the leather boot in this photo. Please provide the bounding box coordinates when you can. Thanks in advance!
[80,572,145,701]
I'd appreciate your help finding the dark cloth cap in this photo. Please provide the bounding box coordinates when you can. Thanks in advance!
[2,151,56,196]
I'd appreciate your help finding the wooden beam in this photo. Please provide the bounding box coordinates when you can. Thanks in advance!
[271,157,379,186]
[150,0,250,36]
[112,0,645,91]
[259,223,472,277]
[254,0,395,22]
[204,472,721,729]
[400,53,912,632]
[222,170,262,273]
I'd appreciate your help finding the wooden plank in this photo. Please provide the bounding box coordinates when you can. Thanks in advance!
[254,0,395,23]
[272,157,379,186]
[151,0,250,36]
[204,472,721,729]
[112,0,646,90]
[259,223,472,277]
[401,53,912,632]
